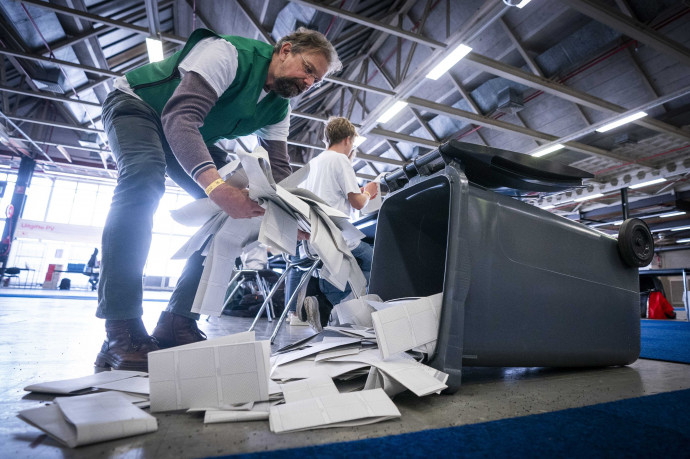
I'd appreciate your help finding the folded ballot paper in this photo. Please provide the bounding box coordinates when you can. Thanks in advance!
[24,370,148,395]
[148,331,272,412]
[269,388,400,433]
[203,401,273,423]
[171,145,368,317]
[18,391,157,448]
[371,293,444,359]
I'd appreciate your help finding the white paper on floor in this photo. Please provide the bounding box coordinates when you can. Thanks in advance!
[148,332,271,412]
[269,388,400,433]
[18,391,157,448]
[204,402,272,423]
[280,375,339,404]
[23,370,147,395]
[93,375,150,395]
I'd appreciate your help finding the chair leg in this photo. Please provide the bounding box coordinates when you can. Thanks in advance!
[248,266,292,332]
[254,272,272,322]
[270,260,322,344]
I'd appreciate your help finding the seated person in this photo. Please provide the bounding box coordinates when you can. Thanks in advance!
[294,116,379,331]
[84,248,100,291]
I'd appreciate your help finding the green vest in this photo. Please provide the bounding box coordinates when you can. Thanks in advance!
[125,29,289,145]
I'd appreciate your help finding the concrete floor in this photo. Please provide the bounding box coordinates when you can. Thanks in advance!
[2,289,690,458]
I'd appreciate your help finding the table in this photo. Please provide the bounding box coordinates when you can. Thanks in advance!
[639,268,690,322]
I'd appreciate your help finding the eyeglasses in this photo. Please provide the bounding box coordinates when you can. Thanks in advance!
[298,53,324,88]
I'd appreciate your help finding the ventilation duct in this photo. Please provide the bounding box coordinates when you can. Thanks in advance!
[495,87,524,115]
[32,67,65,94]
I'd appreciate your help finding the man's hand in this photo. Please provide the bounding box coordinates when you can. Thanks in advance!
[211,184,265,219]
[197,168,264,219]
[363,181,379,199]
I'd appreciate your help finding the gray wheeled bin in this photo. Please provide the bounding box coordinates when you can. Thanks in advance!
[368,141,648,393]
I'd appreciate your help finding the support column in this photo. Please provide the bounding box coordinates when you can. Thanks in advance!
[0,155,36,276]
[621,187,629,220]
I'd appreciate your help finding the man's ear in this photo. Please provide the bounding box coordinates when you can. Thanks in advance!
[279,42,292,60]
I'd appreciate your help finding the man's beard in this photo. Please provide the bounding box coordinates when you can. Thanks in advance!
[272,77,307,98]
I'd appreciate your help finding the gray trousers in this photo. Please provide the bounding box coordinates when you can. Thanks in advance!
[96,90,226,321]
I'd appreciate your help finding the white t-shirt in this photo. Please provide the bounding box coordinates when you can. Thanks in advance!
[113,37,290,141]
[301,150,362,238]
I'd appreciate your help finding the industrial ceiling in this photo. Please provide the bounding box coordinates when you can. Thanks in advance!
[0,0,689,251]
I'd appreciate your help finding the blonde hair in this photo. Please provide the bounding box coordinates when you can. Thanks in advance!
[274,27,342,75]
[325,117,357,147]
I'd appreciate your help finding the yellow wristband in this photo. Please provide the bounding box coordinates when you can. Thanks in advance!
[363,191,371,198]
[204,178,225,196]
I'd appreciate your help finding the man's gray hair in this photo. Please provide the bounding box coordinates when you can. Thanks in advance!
[274,27,342,75]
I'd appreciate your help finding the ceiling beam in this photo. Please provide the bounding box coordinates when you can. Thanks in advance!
[287,0,446,48]
[463,51,690,142]
[0,84,101,107]
[525,84,690,157]
[540,158,690,208]
[20,0,186,44]
[0,48,119,78]
[6,115,102,134]
[358,0,510,133]
[561,0,690,68]
[405,96,626,161]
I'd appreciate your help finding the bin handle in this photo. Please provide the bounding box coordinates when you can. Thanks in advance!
[430,161,471,393]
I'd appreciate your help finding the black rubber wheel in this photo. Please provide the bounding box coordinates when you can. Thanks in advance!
[617,218,654,267]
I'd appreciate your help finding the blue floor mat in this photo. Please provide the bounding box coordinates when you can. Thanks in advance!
[220,389,690,458]
[640,320,690,364]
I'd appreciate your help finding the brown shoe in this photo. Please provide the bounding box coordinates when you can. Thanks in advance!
[95,318,159,371]
[151,311,207,349]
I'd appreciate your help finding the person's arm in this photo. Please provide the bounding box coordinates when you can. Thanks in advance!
[347,181,379,210]
[161,71,263,219]
[257,138,291,183]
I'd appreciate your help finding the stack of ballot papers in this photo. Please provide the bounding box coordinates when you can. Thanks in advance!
[170,145,369,317]
[18,391,157,448]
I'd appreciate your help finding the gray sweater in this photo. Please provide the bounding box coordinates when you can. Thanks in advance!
[160,71,292,183]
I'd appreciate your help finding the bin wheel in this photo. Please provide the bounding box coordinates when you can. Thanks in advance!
[617,218,654,267]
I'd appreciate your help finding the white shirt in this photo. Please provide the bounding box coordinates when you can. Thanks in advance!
[301,150,362,248]
[113,37,290,141]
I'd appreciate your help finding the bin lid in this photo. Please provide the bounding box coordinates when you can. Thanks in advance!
[439,141,593,192]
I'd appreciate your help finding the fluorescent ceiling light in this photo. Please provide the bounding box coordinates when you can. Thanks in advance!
[0,164,10,170]
[595,111,647,133]
[353,136,367,148]
[516,0,532,7]
[629,177,666,189]
[670,225,690,232]
[425,44,472,80]
[531,143,564,157]
[376,101,408,124]
[146,37,164,63]
[659,211,686,218]
[676,238,690,243]
[573,193,604,202]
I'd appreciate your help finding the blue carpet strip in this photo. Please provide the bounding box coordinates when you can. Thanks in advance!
[640,320,690,364]
[0,292,169,302]
[224,389,690,458]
